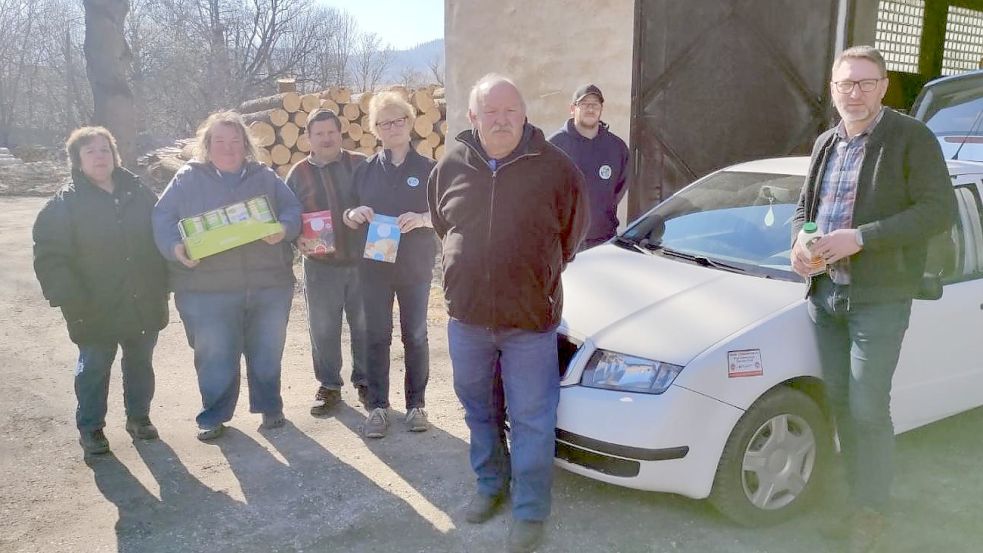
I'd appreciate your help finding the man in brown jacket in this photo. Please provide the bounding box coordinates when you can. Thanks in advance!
[286,109,369,414]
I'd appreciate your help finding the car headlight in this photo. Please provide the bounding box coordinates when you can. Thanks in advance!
[580,350,683,394]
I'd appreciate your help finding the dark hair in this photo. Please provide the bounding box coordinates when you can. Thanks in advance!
[65,126,122,172]
[305,108,343,133]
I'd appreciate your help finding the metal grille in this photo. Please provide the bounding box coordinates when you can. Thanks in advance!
[942,5,983,75]
[875,0,925,73]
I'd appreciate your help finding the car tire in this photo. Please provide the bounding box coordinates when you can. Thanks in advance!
[709,386,831,526]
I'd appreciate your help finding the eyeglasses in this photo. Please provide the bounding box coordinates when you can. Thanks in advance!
[831,78,883,94]
[576,101,602,111]
[376,116,408,130]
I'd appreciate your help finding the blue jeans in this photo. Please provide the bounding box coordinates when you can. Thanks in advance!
[75,332,159,432]
[807,275,912,511]
[361,268,430,410]
[448,319,560,521]
[175,286,293,429]
[302,260,367,390]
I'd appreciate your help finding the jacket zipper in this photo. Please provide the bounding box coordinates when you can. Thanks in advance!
[461,140,540,328]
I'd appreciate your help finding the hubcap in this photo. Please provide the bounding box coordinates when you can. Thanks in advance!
[740,413,816,510]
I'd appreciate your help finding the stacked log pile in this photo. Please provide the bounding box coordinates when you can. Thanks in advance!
[240,85,447,179]
[141,85,448,185]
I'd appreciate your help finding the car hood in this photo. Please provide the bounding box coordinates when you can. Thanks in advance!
[560,244,805,366]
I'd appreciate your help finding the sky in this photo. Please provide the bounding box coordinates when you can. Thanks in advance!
[317,0,444,50]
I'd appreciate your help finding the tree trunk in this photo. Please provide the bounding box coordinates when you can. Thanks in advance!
[83,0,136,165]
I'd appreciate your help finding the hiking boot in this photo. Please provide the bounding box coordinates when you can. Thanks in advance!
[363,408,389,438]
[405,407,429,432]
[79,429,110,455]
[355,384,370,409]
[197,424,225,442]
[310,386,341,416]
[125,416,159,440]
[849,508,887,553]
[261,412,286,429]
[464,491,505,524]
[508,520,545,553]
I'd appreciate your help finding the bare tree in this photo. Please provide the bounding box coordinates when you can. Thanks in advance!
[328,11,358,87]
[0,0,387,153]
[427,52,444,86]
[83,0,137,164]
[398,67,426,89]
[352,32,393,91]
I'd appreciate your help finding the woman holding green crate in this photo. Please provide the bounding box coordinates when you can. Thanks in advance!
[152,111,301,442]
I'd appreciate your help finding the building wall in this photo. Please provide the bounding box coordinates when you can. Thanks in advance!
[444,0,635,143]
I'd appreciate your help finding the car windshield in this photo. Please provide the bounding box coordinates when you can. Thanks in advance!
[621,171,803,281]
[913,75,983,162]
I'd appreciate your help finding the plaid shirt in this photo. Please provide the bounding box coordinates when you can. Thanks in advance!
[815,108,885,284]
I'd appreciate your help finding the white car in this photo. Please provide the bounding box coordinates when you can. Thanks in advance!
[554,155,983,525]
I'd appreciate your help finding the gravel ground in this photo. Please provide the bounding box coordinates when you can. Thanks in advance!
[1,196,981,553]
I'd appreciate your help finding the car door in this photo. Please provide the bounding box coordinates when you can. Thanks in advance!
[892,176,983,433]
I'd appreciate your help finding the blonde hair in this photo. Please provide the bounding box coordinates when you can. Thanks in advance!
[834,45,887,77]
[368,91,416,138]
[193,111,261,163]
[65,126,122,172]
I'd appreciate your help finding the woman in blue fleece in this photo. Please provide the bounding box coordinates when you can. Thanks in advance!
[152,111,302,441]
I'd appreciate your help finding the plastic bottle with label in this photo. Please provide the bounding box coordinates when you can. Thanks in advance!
[796,222,826,276]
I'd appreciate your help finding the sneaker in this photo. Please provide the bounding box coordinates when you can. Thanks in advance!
[363,408,389,438]
[355,384,370,409]
[464,491,505,524]
[310,386,341,416]
[405,407,429,432]
[261,412,286,429]
[79,429,110,455]
[125,416,159,440]
[849,507,887,553]
[508,520,545,553]
[197,424,225,442]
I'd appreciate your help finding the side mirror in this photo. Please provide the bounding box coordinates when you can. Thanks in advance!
[915,272,943,301]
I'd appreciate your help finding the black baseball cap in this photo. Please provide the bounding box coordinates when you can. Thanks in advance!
[573,84,604,104]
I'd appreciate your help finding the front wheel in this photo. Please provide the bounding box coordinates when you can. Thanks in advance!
[709,386,831,526]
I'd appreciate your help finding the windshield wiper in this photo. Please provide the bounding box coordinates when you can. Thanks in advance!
[652,245,747,273]
[612,235,653,255]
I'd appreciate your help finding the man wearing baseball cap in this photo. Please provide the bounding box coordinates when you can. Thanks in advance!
[548,84,630,250]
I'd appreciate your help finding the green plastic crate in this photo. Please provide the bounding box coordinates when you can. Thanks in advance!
[184,220,283,260]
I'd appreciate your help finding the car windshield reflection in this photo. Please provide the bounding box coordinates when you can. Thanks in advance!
[621,171,804,281]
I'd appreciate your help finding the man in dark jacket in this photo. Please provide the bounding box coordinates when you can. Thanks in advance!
[548,84,629,249]
[790,46,956,553]
[428,74,588,553]
[286,109,369,414]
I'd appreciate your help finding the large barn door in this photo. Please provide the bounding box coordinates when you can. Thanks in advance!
[629,0,840,217]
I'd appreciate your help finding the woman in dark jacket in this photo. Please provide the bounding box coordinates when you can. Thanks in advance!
[32,126,169,456]
[345,91,437,439]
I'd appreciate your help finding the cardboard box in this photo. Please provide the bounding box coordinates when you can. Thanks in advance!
[300,210,335,256]
[364,214,400,263]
